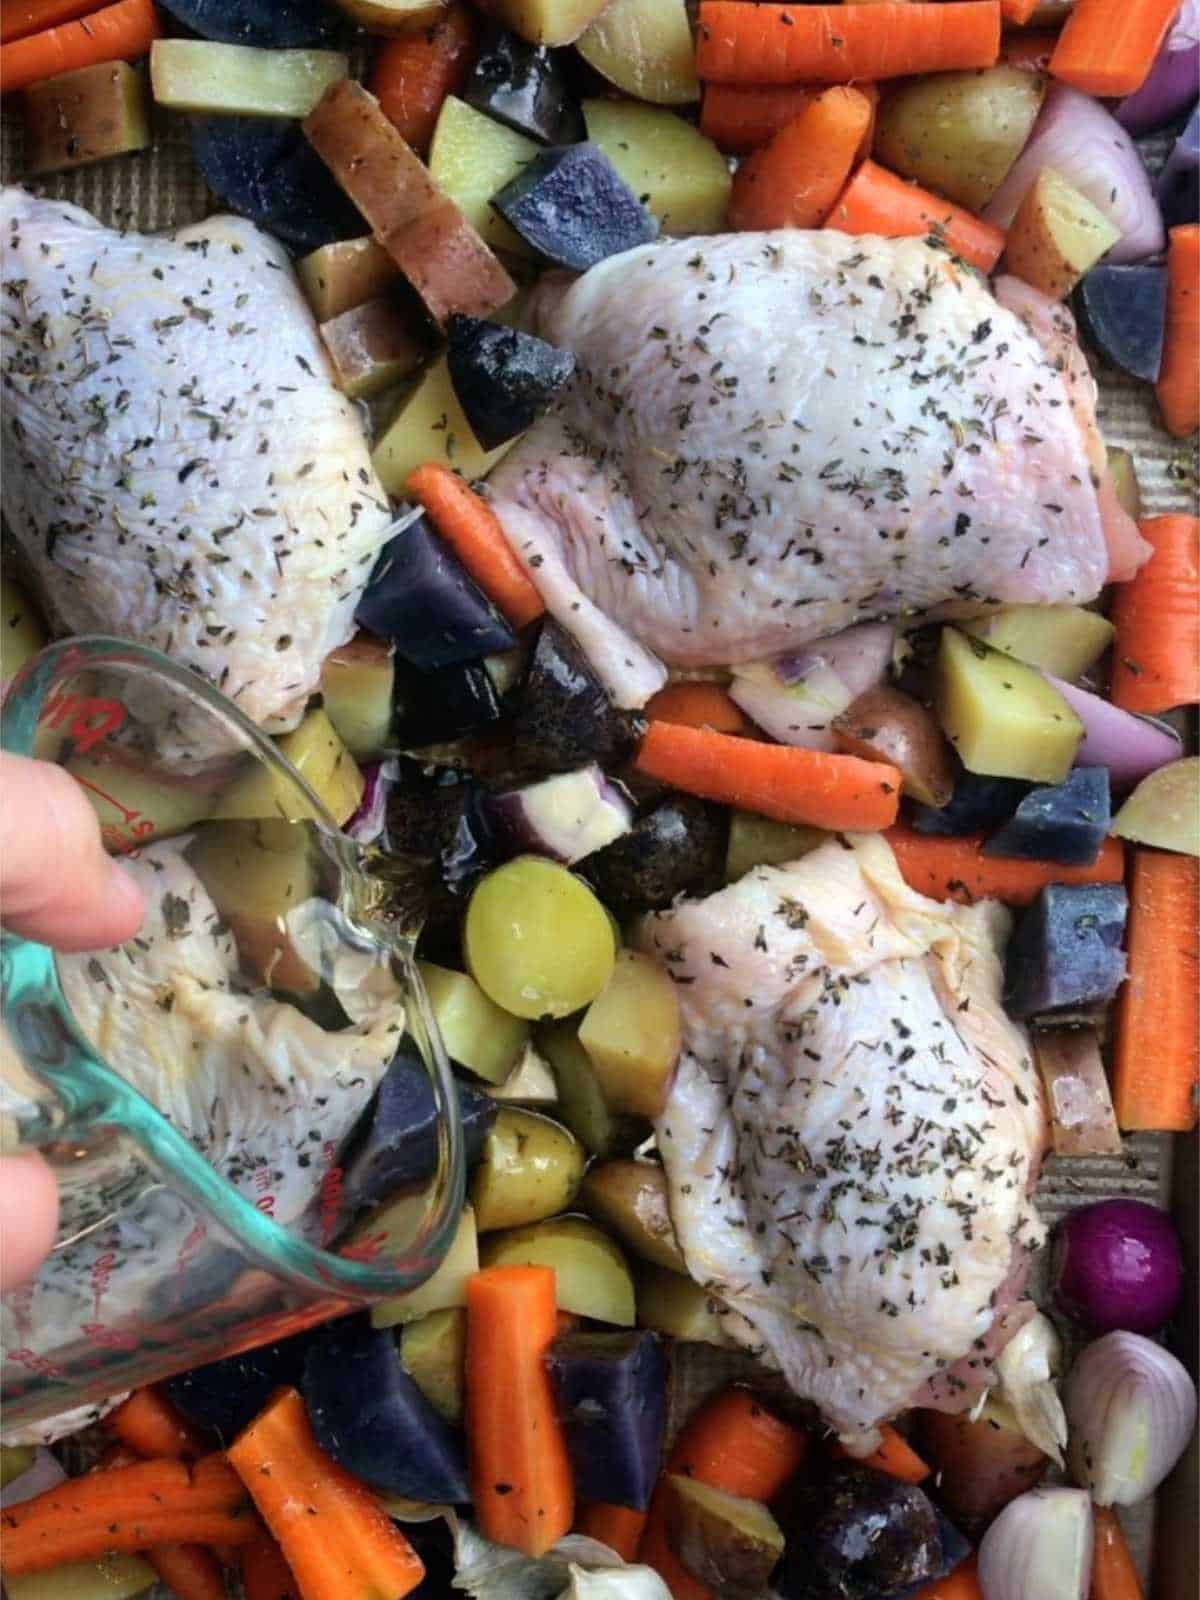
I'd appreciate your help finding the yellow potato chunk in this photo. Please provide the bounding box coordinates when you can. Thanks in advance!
[370,1205,479,1329]
[214,708,365,825]
[962,605,1115,681]
[578,949,682,1118]
[150,40,347,117]
[480,1215,636,1325]
[417,961,530,1084]
[428,95,538,258]
[577,0,700,105]
[936,627,1084,783]
[583,99,730,234]
[1003,167,1121,300]
[24,61,150,175]
[372,354,515,494]
[297,236,400,322]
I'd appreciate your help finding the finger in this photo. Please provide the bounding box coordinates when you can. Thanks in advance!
[0,1153,58,1292]
[0,754,144,952]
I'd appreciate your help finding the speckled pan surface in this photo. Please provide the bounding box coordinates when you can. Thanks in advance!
[1,93,1196,1600]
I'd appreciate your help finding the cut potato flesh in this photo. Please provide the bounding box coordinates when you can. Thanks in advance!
[936,627,1083,783]
[962,605,1115,681]
[401,1308,467,1423]
[491,0,612,47]
[583,99,730,235]
[726,811,826,882]
[320,633,396,760]
[1112,757,1200,856]
[485,1041,560,1106]
[1003,167,1121,300]
[578,948,682,1119]
[417,961,530,1084]
[479,1215,636,1325]
[633,1261,733,1345]
[665,1475,786,1600]
[298,237,400,322]
[580,1159,686,1274]
[540,1020,643,1158]
[214,708,365,825]
[319,296,425,400]
[369,1205,479,1328]
[67,753,216,848]
[429,95,539,259]
[372,353,516,493]
[24,61,150,176]
[151,40,347,117]
[577,0,699,105]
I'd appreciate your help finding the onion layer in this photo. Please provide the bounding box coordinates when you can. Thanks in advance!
[984,85,1165,263]
[1065,1330,1198,1505]
[978,1487,1093,1600]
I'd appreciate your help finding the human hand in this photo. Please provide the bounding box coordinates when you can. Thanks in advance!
[0,753,145,1290]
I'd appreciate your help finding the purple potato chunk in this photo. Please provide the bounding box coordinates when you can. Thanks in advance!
[1076,265,1167,384]
[356,515,516,670]
[909,769,1031,835]
[491,142,658,272]
[776,1464,942,1600]
[515,618,644,775]
[160,0,341,45]
[190,116,363,252]
[303,1316,470,1503]
[1004,882,1128,1019]
[582,796,728,911]
[545,1329,667,1512]
[392,659,503,747]
[1159,106,1200,229]
[465,26,582,145]
[166,1329,315,1443]
[984,767,1110,867]
[446,315,576,451]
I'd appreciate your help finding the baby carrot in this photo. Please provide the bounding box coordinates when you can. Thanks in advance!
[700,83,815,154]
[696,3,1002,85]
[407,461,545,629]
[576,1503,649,1562]
[828,160,1006,274]
[0,0,160,94]
[1156,225,1200,439]
[885,824,1126,905]
[1111,849,1199,1132]
[1,0,100,42]
[1050,0,1184,96]
[837,1422,931,1484]
[369,2,478,154]
[1110,514,1199,714]
[636,721,902,832]
[106,1387,209,1462]
[729,87,873,231]
[645,682,754,736]
[1091,1507,1145,1600]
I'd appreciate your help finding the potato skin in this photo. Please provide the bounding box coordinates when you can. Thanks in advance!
[832,685,954,808]
[874,67,1045,212]
[917,1408,1048,1535]
[470,1107,586,1231]
[1002,167,1121,300]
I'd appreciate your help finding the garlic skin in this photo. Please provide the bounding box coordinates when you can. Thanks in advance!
[1064,1330,1198,1505]
[978,1487,1093,1600]
[995,1311,1068,1466]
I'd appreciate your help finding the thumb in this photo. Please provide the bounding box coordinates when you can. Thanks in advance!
[0,1153,58,1291]
[0,753,144,952]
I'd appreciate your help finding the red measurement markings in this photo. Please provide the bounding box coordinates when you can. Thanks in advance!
[90,1249,118,1319]
[80,1322,140,1352]
[8,1348,66,1379]
[38,691,127,754]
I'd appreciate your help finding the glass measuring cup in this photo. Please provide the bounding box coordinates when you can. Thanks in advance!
[1,636,465,1432]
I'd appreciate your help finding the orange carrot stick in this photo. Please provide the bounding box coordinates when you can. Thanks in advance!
[638,1388,807,1600]
[369,2,478,154]
[645,682,754,736]
[2,1511,260,1572]
[0,0,101,42]
[1156,225,1200,439]
[828,159,1006,273]
[1050,0,1183,95]
[106,1387,210,1462]
[729,87,873,230]
[148,1543,229,1600]
[696,2,1002,85]
[576,1502,649,1562]
[0,0,160,94]
[1000,28,1060,70]
[229,1387,424,1600]
[1112,849,1199,1133]
[909,1558,984,1600]
[885,824,1126,905]
[406,461,545,629]
[700,82,815,153]
[466,1265,574,1557]
[1000,0,1041,22]
[1110,514,1199,714]
[1091,1507,1145,1600]
[836,1422,931,1483]
[242,1532,299,1600]
[636,721,902,831]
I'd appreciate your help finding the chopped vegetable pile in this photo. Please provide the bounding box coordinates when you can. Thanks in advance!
[0,0,1197,1596]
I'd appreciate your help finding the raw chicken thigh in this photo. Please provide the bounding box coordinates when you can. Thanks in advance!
[0,187,392,732]
[488,232,1142,706]
[638,834,1047,1452]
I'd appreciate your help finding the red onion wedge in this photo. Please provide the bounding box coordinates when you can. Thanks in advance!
[0,1446,66,1509]
[490,765,632,865]
[984,84,1165,263]
[1044,674,1183,791]
[730,623,894,751]
[1065,1331,1198,1504]
[978,1487,1093,1600]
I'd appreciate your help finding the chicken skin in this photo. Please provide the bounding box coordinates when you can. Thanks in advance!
[488,232,1143,706]
[0,187,392,732]
[638,834,1047,1451]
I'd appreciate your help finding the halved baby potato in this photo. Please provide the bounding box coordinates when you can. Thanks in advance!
[578,949,682,1119]
[576,0,700,106]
